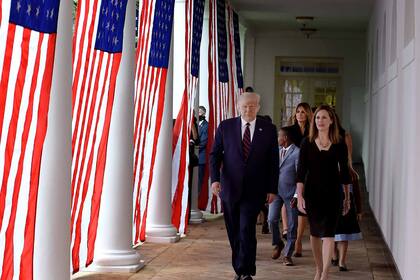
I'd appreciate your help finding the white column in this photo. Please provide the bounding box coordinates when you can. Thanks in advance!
[198,0,210,214]
[239,24,247,73]
[33,0,72,279]
[88,0,143,272]
[199,0,210,111]
[145,24,180,244]
[189,99,204,224]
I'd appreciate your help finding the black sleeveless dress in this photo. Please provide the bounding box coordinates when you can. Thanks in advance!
[296,138,351,237]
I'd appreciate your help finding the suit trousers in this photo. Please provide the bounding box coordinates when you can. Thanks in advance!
[222,198,262,276]
[268,195,298,257]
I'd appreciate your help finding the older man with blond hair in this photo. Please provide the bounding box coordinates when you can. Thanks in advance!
[210,92,279,280]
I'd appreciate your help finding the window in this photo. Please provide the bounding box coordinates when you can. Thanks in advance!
[283,79,304,125]
[313,80,337,108]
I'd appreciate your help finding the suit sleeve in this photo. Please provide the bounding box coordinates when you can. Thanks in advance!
[199,123,208,150]
[268,124,280,194]
[294,148,300,172]
[209,123,224,183]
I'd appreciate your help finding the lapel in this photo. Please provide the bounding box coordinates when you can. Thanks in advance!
[280,144,295,167]
[235,117,244,158]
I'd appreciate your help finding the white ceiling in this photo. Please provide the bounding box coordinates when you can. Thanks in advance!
[230,0,375,32]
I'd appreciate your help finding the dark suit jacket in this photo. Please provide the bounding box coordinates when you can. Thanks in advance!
[198,119,208,165]
[210,117,279,204]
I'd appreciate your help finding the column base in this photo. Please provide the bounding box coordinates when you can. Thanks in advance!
[86,249,144,273]
[146,235,180,243]
[189,209,204,224]
[146,224,180,243]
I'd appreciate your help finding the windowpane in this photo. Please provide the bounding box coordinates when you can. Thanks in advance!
[293,94,302,106]
[285,93,292,106]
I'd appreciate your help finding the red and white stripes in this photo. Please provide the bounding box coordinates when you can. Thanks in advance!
[198,0,243,213]
[0,2,57,278]
[198,0,224,213]
[171,0,199,235]
[71,0,123,273]
[132,0,169,244]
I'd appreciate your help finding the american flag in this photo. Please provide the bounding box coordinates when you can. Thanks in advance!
[133,0,175,244]
[227,6,243,115]
[198,0,227,213]
[171,0,205,235]
[0,0,60,278]
[198,0,243,213]
[71,0,128,273]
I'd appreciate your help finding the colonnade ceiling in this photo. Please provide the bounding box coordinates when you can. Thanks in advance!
[230,0,375,32]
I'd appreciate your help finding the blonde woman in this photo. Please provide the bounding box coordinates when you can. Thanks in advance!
[296,105,351,280]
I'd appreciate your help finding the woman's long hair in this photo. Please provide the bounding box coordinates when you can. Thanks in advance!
[290,102,312,128]
[309,105,340,144]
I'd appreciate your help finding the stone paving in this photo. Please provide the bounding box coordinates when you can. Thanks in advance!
[75,167,400,280]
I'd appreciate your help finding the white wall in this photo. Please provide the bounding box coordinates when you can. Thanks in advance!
[245,31,366,161]
[364,0,420,279]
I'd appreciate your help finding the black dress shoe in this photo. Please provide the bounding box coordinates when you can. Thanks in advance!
[261,222,269,234]
[240,276,253,280]
[339,265,348,271]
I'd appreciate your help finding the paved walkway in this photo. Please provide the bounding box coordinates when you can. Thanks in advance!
[75,167,400,280]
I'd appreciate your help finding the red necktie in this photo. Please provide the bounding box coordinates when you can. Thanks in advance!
[242,123,251,160]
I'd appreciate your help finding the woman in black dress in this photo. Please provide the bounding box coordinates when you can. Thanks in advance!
[288,102,312,257]
[332,116,363,271]
[296,105,351,280]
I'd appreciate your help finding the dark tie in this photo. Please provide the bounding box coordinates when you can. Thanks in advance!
[280,148,286,162]
[242,123,251,160]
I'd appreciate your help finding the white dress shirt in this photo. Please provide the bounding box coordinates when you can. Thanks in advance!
[241,118,256,141]
[281,145,292,154]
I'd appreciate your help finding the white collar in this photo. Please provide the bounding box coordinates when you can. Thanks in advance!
[282,144,293,152]
[241,117,256,127]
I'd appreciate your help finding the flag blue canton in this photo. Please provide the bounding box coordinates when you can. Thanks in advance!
[95,0,128,53]
[216,0,228,83]
[190,0,205,77]
[148,0,175,68]
[9,0,60,33]
[233,11,243,88]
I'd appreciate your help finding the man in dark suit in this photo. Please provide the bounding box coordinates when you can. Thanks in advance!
[268,126,299,266]
[198,106,208,195]
[210,92,279,280]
